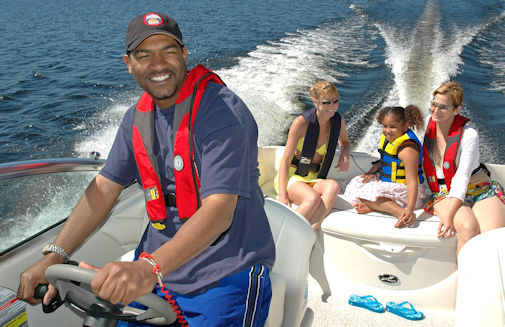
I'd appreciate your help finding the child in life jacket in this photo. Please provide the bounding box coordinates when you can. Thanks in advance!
[344,105,426,227]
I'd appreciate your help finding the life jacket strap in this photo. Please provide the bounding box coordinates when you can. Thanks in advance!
[379,171,406,180]
[378,148,399,159]
[438,164,488,187]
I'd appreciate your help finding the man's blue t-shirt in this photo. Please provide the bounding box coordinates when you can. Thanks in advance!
[100,82,275,295]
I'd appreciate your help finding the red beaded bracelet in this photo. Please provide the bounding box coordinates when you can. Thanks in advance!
[139,252,164,286]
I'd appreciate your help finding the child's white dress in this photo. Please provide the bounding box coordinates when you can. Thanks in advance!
[343,175,426,209]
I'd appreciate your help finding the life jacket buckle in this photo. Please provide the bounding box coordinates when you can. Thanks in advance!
[299,157,311,165]
[164,193,177,207]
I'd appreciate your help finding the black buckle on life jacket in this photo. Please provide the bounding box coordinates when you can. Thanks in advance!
[164,193,177,207]
[291,157,321,172]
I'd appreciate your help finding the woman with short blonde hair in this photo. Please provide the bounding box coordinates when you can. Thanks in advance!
[423,81,505,254]
[275,81,350,230]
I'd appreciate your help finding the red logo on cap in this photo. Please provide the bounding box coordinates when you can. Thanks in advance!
[144,13,164,26]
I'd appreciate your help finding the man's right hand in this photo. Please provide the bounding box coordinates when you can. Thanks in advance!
[17,253,64,304]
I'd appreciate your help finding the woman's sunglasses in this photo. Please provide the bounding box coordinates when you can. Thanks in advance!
[430,101,451,111]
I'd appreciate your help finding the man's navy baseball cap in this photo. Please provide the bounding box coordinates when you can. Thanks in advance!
[125,12,183,53]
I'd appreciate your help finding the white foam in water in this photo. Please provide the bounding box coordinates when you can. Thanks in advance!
[1,172,97,252]
[469,13,505,94]
[217,18,375,147]
[73,96,139,158]
[72,16,374,155]
[70,14,375,156]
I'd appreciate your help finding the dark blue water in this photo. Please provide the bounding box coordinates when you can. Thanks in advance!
[2,0,505,164]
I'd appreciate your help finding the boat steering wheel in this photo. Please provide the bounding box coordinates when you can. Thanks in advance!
[44,264,177,325]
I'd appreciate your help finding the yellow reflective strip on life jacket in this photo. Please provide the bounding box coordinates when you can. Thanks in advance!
[391,161,397,181]
[150,188,158,200]
[379,133,386,150]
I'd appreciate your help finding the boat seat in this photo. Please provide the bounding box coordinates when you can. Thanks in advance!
[455,227,505,327]
[266,271,286,327]
[323,197,454,248]
[261,178,449,247]
[263,197,316,327]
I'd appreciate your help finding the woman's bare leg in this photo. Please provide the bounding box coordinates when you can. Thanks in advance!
[288,179,339,230]
[434,199,479,255]
[288,181,323,223]
[311,179,340,230]
[472,195,505,233]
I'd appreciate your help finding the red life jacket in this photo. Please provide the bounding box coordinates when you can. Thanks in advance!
[132,65,225,223]
[422,114,469,193]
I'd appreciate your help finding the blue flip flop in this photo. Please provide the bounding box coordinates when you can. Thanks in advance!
[348,295,385,313]
[386,301,424,320]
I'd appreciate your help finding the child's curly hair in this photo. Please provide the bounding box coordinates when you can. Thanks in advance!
[376,105,424,131]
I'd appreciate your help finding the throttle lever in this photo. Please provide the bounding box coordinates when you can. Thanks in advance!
[33,260,78,313]
[33,284,64,313]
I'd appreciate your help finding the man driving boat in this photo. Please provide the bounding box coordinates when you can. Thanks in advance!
[17,12,275,326]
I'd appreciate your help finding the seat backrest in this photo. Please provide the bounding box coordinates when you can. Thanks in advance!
[264,197,316,327]
[258,146,285,187]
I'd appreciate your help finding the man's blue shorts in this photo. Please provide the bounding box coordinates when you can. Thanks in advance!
[116,264,272,326]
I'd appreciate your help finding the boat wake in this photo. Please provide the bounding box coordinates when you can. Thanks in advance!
[352,0,484,155]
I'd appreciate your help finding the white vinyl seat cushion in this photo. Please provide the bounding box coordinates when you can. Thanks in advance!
[264,197,316,327]
[265,272,286,327]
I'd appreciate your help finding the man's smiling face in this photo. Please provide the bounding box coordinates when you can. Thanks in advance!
[124,34,188,108]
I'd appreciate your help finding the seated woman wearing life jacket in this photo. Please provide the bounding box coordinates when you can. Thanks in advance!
[275,81,350,230]
[423,81,505,254]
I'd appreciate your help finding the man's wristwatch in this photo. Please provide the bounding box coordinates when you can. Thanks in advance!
[42,243,70,263]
